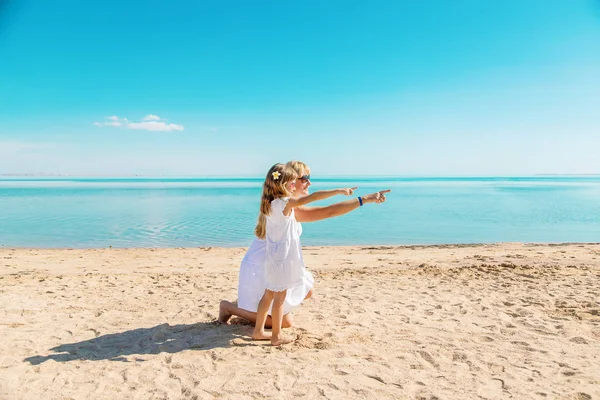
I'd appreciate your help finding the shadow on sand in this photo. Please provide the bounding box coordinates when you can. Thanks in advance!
[25,322,252,365]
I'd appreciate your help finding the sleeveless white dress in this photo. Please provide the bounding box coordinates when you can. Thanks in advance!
[264,198,306,292]
[237,199,314,315]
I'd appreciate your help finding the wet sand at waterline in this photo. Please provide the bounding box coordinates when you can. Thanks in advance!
[1,243,599,399]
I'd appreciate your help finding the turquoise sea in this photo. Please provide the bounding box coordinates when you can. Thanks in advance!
[1,177,599,248]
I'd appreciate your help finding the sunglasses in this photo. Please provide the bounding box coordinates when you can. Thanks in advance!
[298,175,311,183]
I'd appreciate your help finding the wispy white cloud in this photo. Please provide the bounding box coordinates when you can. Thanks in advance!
[128,121,184,132]
[94,116,128,127]
[95,121,123,127]
[93,115,184,132]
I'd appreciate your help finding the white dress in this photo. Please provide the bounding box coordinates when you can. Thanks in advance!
[264,198,306,292]
[237,201,314,315]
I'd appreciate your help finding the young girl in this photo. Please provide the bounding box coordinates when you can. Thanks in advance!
[252,163,357,345]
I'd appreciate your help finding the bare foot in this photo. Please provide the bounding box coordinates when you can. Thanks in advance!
[218,300,234,324]
[271,336,294,346]
[252,330,272,340]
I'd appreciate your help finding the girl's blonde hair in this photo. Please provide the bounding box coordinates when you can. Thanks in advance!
[254,163,299,239]
[286,160,311,177]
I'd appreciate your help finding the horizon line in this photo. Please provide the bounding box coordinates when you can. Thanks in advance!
[1,173,600,179]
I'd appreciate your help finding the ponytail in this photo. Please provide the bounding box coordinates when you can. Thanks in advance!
[255,213,266,239]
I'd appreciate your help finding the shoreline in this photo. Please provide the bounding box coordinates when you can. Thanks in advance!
[2,241,599,250]
[1,243,599,398]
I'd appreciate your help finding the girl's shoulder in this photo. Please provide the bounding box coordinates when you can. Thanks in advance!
[270,197,291,217]
[271,197,290,207]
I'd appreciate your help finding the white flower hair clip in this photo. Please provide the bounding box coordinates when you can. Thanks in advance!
[272,171,281,180]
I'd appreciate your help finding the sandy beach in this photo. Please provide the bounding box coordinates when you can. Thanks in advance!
[1,243,599,399]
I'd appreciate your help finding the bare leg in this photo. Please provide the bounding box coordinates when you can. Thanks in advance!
[282,313,294,329]
[218,300,295,328]
[218,300,237,324]
[304,288,314,300]
[219,287,314,326]
[252,290,273,340]
[271,290,294,346]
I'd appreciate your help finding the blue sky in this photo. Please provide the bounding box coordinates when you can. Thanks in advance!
[1,0,599,176]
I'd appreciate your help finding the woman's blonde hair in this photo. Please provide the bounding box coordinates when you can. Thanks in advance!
[286,160,311,177]
[254,163,299,239]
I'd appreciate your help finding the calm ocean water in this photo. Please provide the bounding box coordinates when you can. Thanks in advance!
[1,177,599,248]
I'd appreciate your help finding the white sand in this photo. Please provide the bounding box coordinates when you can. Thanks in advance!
[1,243,599,399]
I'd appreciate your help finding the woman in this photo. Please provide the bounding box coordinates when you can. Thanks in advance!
[218,160,389,328]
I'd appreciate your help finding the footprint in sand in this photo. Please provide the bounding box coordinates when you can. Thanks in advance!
[570,394,592,400]
[418,351,439,368]
[510,341,529,347]
[569,337,588,344]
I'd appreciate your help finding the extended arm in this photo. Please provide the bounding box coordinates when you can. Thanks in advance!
[283,187,357,214]
[295,189,391,222]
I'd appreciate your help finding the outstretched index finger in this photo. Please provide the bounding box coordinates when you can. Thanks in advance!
[379,189,391,194]
[350,186,358,190]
